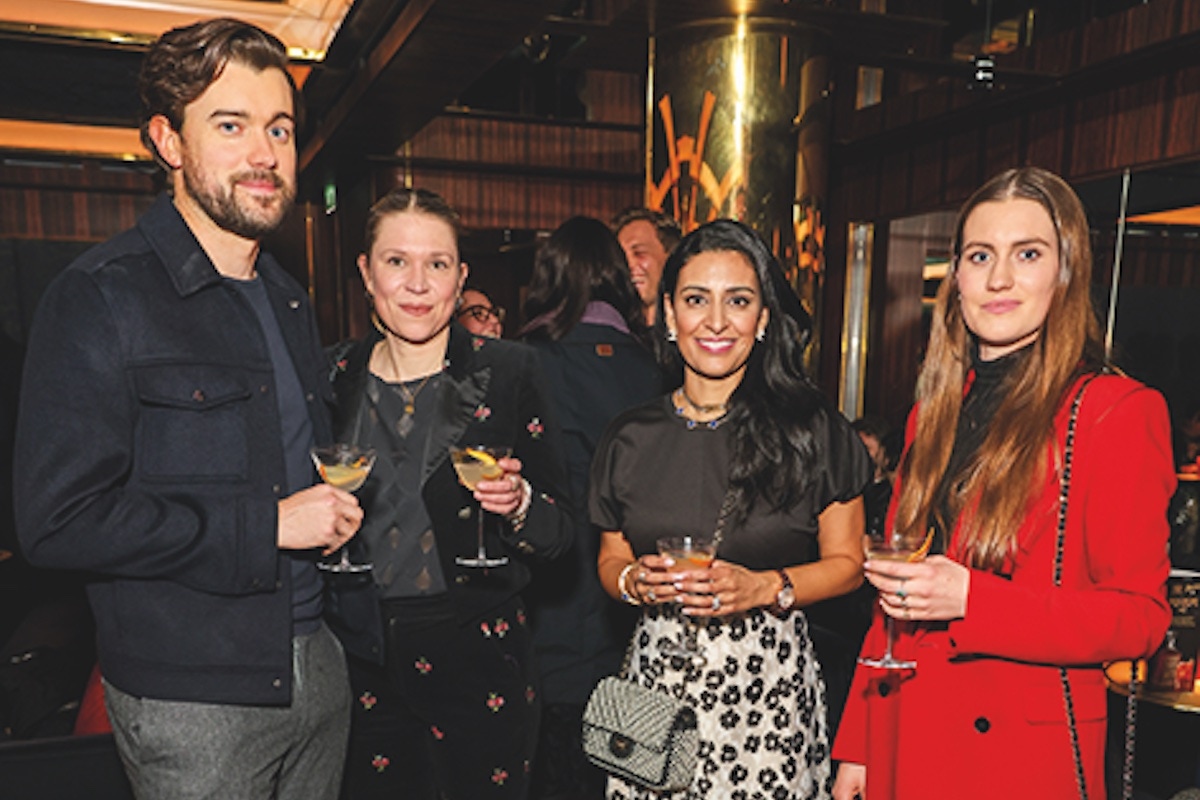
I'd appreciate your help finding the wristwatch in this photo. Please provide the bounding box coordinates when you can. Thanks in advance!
[773,569,795,611]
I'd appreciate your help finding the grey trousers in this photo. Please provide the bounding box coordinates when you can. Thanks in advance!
[104,623,351,800]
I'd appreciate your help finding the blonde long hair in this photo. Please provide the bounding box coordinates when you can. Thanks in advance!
[893,167,1106,570]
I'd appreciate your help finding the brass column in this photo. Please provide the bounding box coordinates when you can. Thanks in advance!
[648,16,831,365]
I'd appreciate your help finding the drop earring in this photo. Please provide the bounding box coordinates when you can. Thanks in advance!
[666,329,677,343]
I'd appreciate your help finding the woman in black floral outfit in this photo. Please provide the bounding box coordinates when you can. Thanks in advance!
[325,187,571,799]
[592,220,871,799]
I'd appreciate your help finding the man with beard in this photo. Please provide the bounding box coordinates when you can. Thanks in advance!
[14,18,361,799]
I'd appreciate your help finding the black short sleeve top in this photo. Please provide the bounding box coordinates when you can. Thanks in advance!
[589,394,871,571]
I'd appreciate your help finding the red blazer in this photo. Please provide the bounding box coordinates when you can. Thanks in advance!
[833,373,1174,800]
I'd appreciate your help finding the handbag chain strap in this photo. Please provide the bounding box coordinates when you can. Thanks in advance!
[619,486,740,679]
[1056,374,1140,800]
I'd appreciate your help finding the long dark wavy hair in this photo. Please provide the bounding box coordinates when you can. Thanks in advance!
[658,220,822,523]
[521,216,651,347]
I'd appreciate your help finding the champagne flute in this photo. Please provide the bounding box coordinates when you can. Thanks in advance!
[858,528,932,669]
[311,444,376,573]
[656,534,718,666]
[450,445,512,568]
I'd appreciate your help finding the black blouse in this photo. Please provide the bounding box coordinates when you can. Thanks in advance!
[589,395,871,571]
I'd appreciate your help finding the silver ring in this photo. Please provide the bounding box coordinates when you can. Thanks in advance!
[510,475,520,490]
[900,595,908,609]
[711,595,721,611]
[896,587,908,600]
[647,589,657,603]
[904,607,912,621]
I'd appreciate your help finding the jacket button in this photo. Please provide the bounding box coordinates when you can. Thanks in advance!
[260,385,269,394]
[305,392,315,402]
[458,507,472,519]
[877,682,891,698]
[192,389,205,402]
[288,299,301,309]
[272,678,282,689]
[455,575,469,584]
[272,484,282,495]
[974,717,990,733]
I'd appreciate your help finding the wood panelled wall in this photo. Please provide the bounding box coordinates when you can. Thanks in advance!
[390,112,642,230]
[0,160,156,241]
[825,0,1200,426]
[318,70,645,341]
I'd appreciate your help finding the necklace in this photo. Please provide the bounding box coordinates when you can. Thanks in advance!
[672,388,729,430]
[395,372,437,437]
[676,387,728,415]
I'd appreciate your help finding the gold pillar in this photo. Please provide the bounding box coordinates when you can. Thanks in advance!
[648,17,831,363]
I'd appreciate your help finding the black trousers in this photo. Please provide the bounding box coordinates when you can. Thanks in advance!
[529,702,606,800]
[341,594,539,800]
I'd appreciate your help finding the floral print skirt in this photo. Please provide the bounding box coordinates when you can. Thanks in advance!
[606,605,831,800]
[343,594,538,800]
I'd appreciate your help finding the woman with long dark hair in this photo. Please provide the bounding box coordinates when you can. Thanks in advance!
[832,167,1174,799]
[521,216,663,799]
[592,219,871,798]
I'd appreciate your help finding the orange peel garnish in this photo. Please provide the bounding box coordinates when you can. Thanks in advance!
[464,447,497,466]
[909,529,935,562]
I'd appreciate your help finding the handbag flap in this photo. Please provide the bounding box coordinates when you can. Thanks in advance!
[583,676,697,754]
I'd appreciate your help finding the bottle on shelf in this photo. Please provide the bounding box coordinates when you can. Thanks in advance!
[1150,630,1183,692]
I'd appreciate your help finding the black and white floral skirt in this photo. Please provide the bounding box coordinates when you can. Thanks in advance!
[606,605,831,800]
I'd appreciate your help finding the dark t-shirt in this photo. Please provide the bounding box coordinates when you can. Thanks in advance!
[590,395,872,570]
[227,276,322,633]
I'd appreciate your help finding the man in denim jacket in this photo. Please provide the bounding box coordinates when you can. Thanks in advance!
[14,18,362,799]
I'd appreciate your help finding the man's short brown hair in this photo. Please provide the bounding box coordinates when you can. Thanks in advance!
[611,207,682,252]
[138,17,299,170]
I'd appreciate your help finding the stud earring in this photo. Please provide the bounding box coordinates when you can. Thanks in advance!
[666,329,677,343]
[756,329,765,342]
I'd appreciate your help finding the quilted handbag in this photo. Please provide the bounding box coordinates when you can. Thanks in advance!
[581,676,699,791]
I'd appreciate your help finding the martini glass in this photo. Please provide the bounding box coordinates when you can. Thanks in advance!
[311,444,376,573]
[858,528,932,669]
[656,534,718,666]
[450,445,512,568]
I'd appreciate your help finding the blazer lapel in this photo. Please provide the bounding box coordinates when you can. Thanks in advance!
[422,324,491,487]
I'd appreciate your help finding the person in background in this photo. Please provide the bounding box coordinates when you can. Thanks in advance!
[593,219,871,799]
[611,207,682,326]
[326,187,571,800]
[458,286,506,338]
[833,167,1174,800]
[14,18,361,798]
[518,216,662,800]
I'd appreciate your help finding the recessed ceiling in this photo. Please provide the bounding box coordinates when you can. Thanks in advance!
[0,0,355,161]
[0,0,354,59]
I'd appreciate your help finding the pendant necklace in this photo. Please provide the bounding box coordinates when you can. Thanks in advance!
[395,372,437,438]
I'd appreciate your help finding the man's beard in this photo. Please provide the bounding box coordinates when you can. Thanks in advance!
[182,160,295,240]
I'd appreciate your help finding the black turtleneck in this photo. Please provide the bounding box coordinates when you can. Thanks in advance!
[930,344,1032,552]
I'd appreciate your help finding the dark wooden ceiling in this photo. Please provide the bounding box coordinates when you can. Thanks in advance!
[0,0,1164,183]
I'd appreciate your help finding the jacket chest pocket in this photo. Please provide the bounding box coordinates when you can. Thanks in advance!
[134,365,253,482]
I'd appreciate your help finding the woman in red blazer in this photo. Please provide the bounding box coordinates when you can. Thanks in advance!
[832,167,1174,800]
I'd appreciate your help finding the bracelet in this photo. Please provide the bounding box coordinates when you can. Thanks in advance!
[617,562,641,606]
